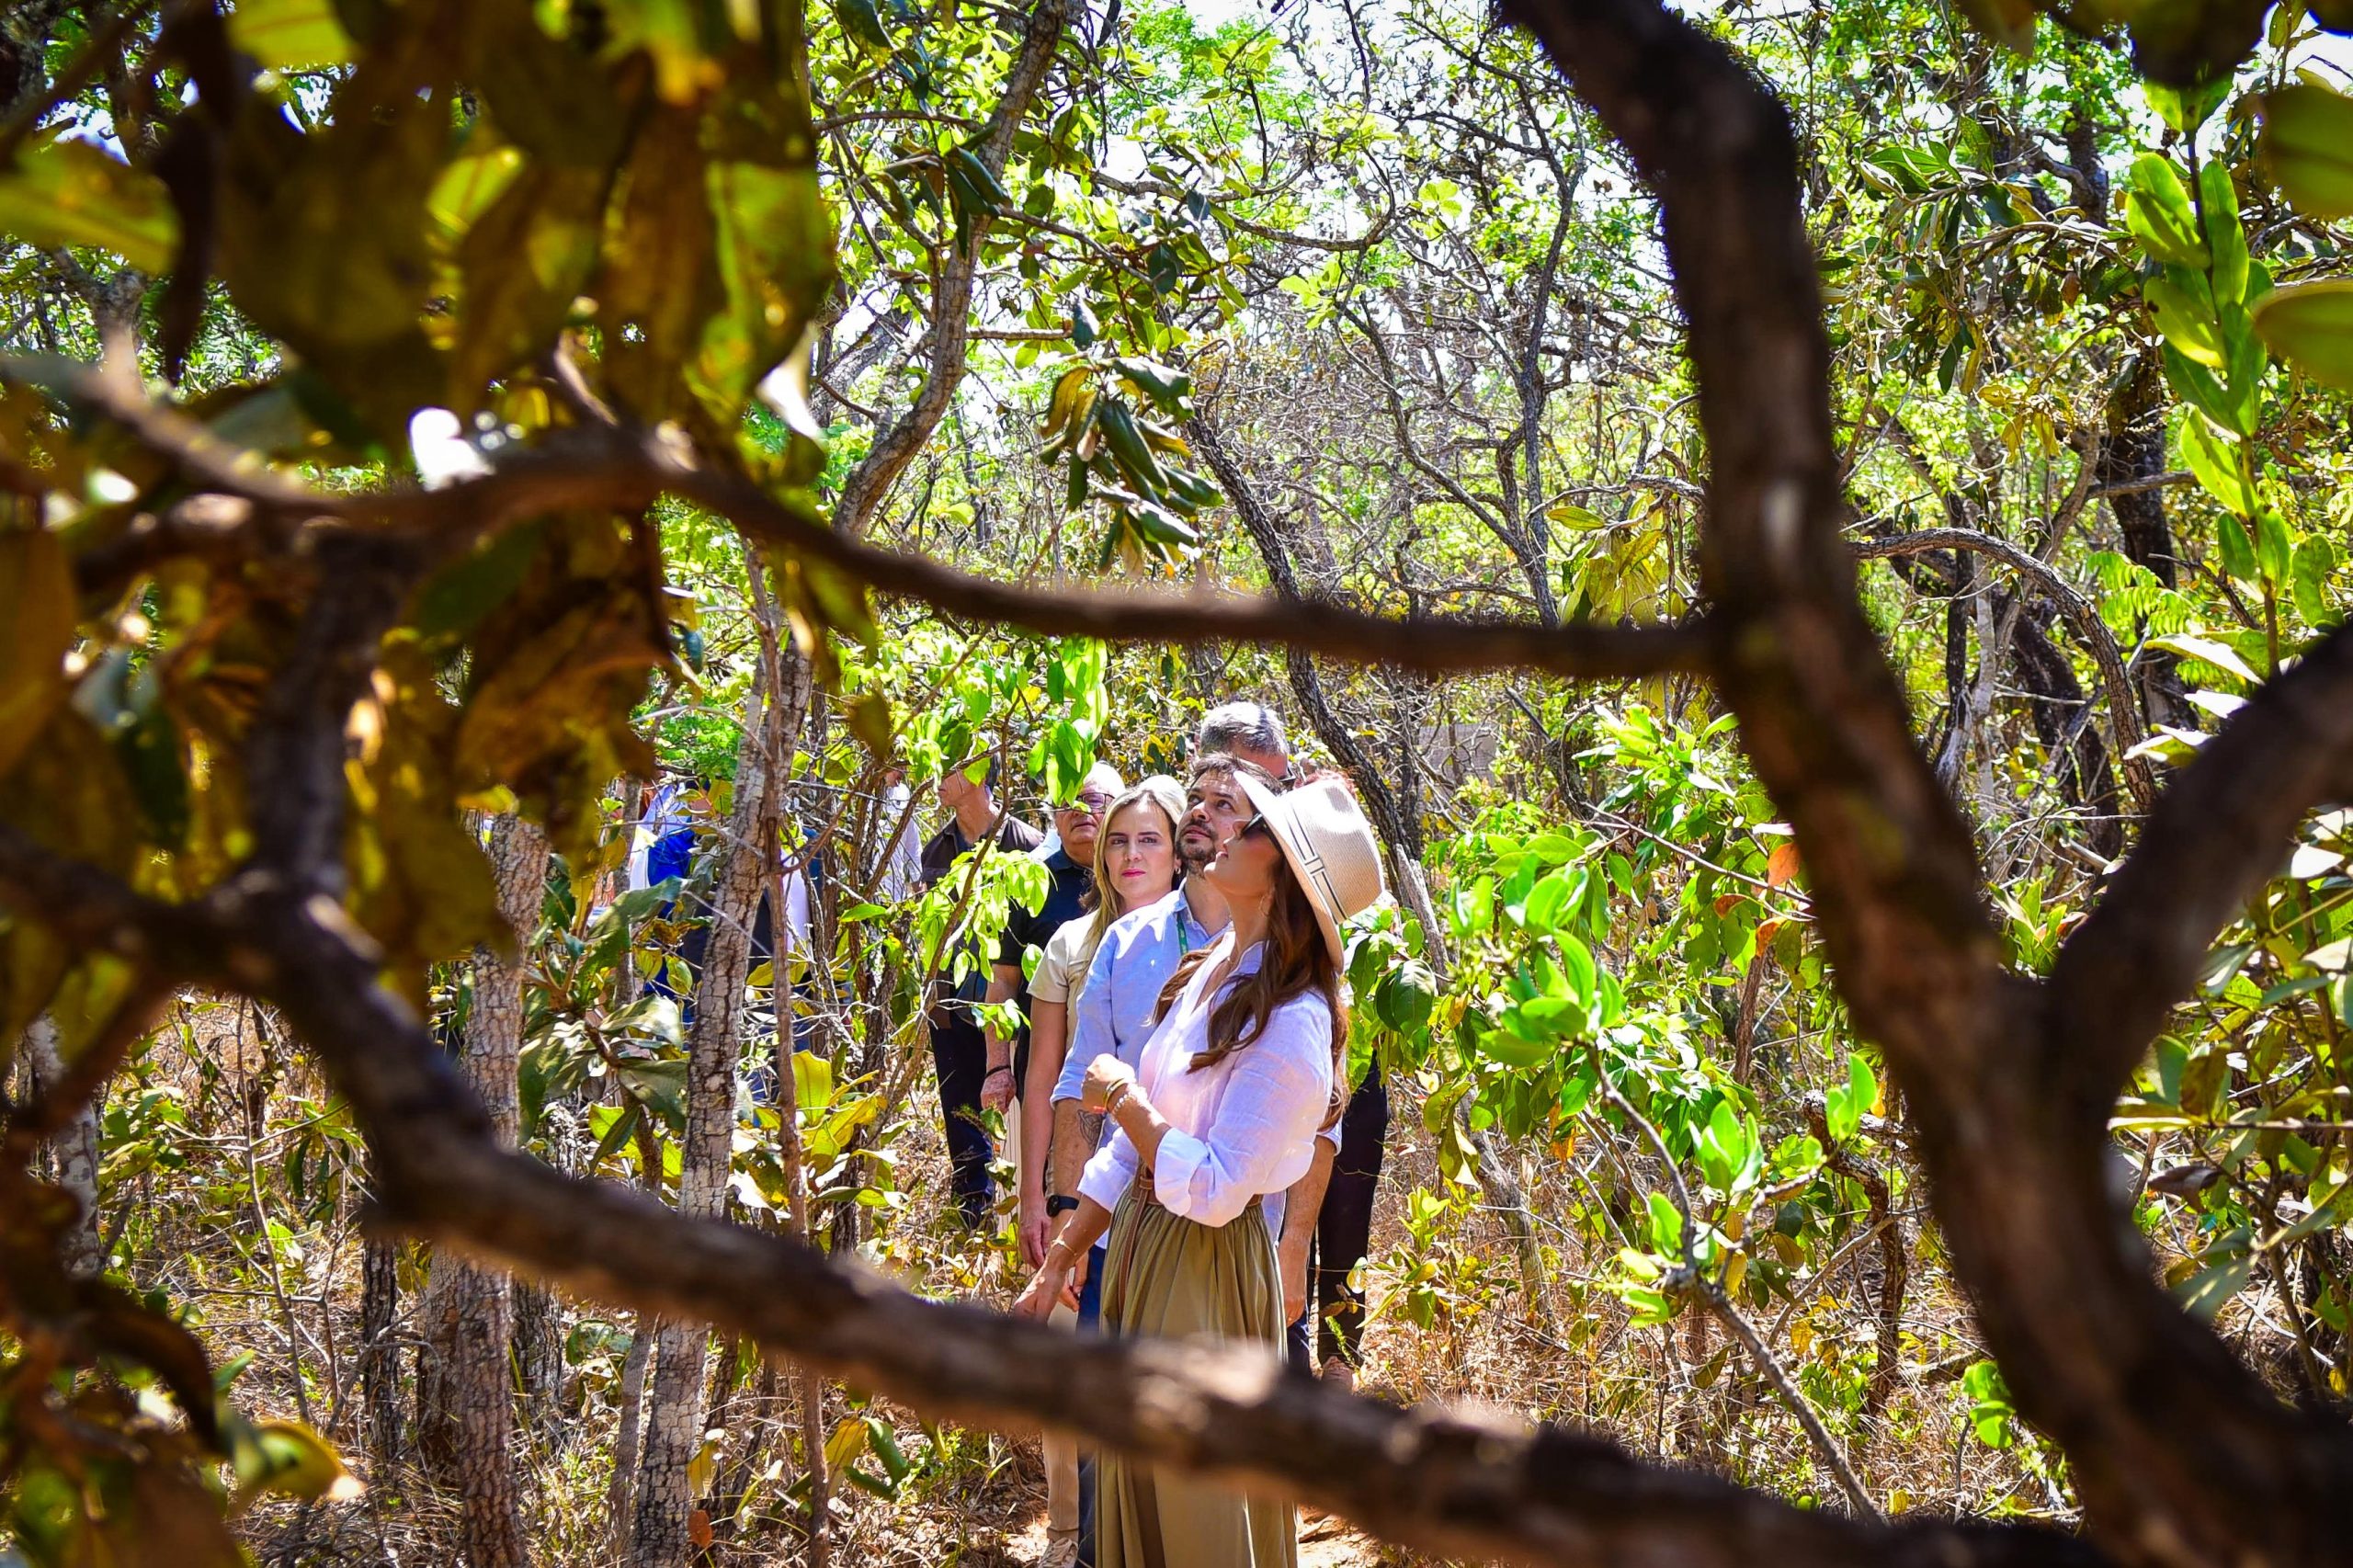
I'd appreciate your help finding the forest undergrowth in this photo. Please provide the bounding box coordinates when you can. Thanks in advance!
[104,988,2080,1567]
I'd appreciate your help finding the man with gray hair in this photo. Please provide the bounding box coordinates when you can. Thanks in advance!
[1195,699,1289,783]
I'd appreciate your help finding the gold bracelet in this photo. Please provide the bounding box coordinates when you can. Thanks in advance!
[1105,1080,1132,1116]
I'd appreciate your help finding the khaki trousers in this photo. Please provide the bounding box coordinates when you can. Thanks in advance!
[1096,1184,1296,1568]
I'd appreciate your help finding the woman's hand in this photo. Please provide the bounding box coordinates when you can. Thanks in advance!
[1012,1241,1083,1319]
[1081,1056,1138,1114]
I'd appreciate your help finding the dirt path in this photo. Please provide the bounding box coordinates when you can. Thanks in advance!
[1001,1510,1389,1566]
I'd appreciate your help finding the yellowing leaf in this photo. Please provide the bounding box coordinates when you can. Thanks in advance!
[0,131,177,272]
[2260,84,2353,219]
[0,528,75,779]
[226,0,356,70]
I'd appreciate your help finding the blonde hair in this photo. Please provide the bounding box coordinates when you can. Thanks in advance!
[1083,776,1186,952]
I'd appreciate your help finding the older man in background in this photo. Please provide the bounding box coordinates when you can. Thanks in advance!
[980,761,1123,1124]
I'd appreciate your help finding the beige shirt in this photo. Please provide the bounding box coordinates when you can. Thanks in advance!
[1031,915,1104,1007]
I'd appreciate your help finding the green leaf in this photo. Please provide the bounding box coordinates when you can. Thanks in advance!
[2147,78,2233,135]
[2174,409,2254,514]
[2292,536,2339,627]
[2146,271,2223,369]
[1646,1190,1684,1256]
[2260,84,2353,219]
[831,0,895,55]
[2254,279,2353,392]
[1826,1053,1875,1143]
[1962,1360,2016,1448]
[2148,632,2262,687]
[1522,869,1574,935]
[2198,160,2249,306]
[226,0,356,70]
[2124,155,2209,267]
[1556,932,1597,1006]
[2255,506,2295,587]
[1110,357,1194,412]
[0,131,177,272]
[2163,342,2254,436]
[1698,1100,1760,1195]
[2177,1241,2253,1320]
[2216,513,2258,581]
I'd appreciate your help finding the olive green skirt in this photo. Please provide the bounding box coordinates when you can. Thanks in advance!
[1097,1181,1296,1568]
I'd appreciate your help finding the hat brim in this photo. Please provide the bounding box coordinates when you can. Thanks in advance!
[1234,772,1347,969]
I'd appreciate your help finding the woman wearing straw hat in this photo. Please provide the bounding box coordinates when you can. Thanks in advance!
[1014,773,1188,1566]
[1014,768,1386,1568]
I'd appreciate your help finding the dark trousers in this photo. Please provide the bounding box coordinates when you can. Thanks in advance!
[927,1019,995,1228]
[1075,1243,1107,1567]
[1285,1071,1391,1372]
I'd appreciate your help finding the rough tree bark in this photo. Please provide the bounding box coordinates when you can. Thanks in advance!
[358,1229,403,1473]
[21,1016,101,1279]
[416,813,546,1568]
[2098,361,2188,732]
[631,621,813,1565]
[630,688,773,1566]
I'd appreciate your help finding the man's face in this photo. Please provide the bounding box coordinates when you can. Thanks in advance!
[1055,782,1114,859]
[1180,771,1252,866]
[938,763,985,813]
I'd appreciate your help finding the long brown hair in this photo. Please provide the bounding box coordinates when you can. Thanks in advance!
[1153,832,1349,1126]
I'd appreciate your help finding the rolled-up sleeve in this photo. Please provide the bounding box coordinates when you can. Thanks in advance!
[1151,999,1334,1228]
[1053,929,1122,1103]
[1077,1117,1140,1211]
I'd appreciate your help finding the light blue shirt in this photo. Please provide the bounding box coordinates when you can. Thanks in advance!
[1051,887,1218,1105]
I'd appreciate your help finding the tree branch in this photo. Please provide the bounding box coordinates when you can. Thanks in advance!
[827,0,1069,538]
[1498,0,2353,1560]
[1854,527,2152,811]
[2049,620,2353,1125]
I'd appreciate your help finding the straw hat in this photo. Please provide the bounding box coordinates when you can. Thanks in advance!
[1233,773,1388,966]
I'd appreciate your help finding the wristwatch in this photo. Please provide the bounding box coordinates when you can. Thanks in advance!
[1046,1194,1080,1217]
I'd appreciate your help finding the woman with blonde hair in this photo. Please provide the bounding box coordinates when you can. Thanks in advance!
[1015,773,1185,1564]
[1015,773,1385,1568]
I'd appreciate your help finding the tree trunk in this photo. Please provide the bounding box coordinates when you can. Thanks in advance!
[22,1015,102,1279]
[607,1313,655,1551]
[631,634,811,1565]
[418,814,546,1567]
[359,1233,403,1472]
[512,1280,564,1448]
[2100,361,2188,732]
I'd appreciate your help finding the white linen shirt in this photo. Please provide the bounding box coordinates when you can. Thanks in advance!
[1076,935,1336,1233]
